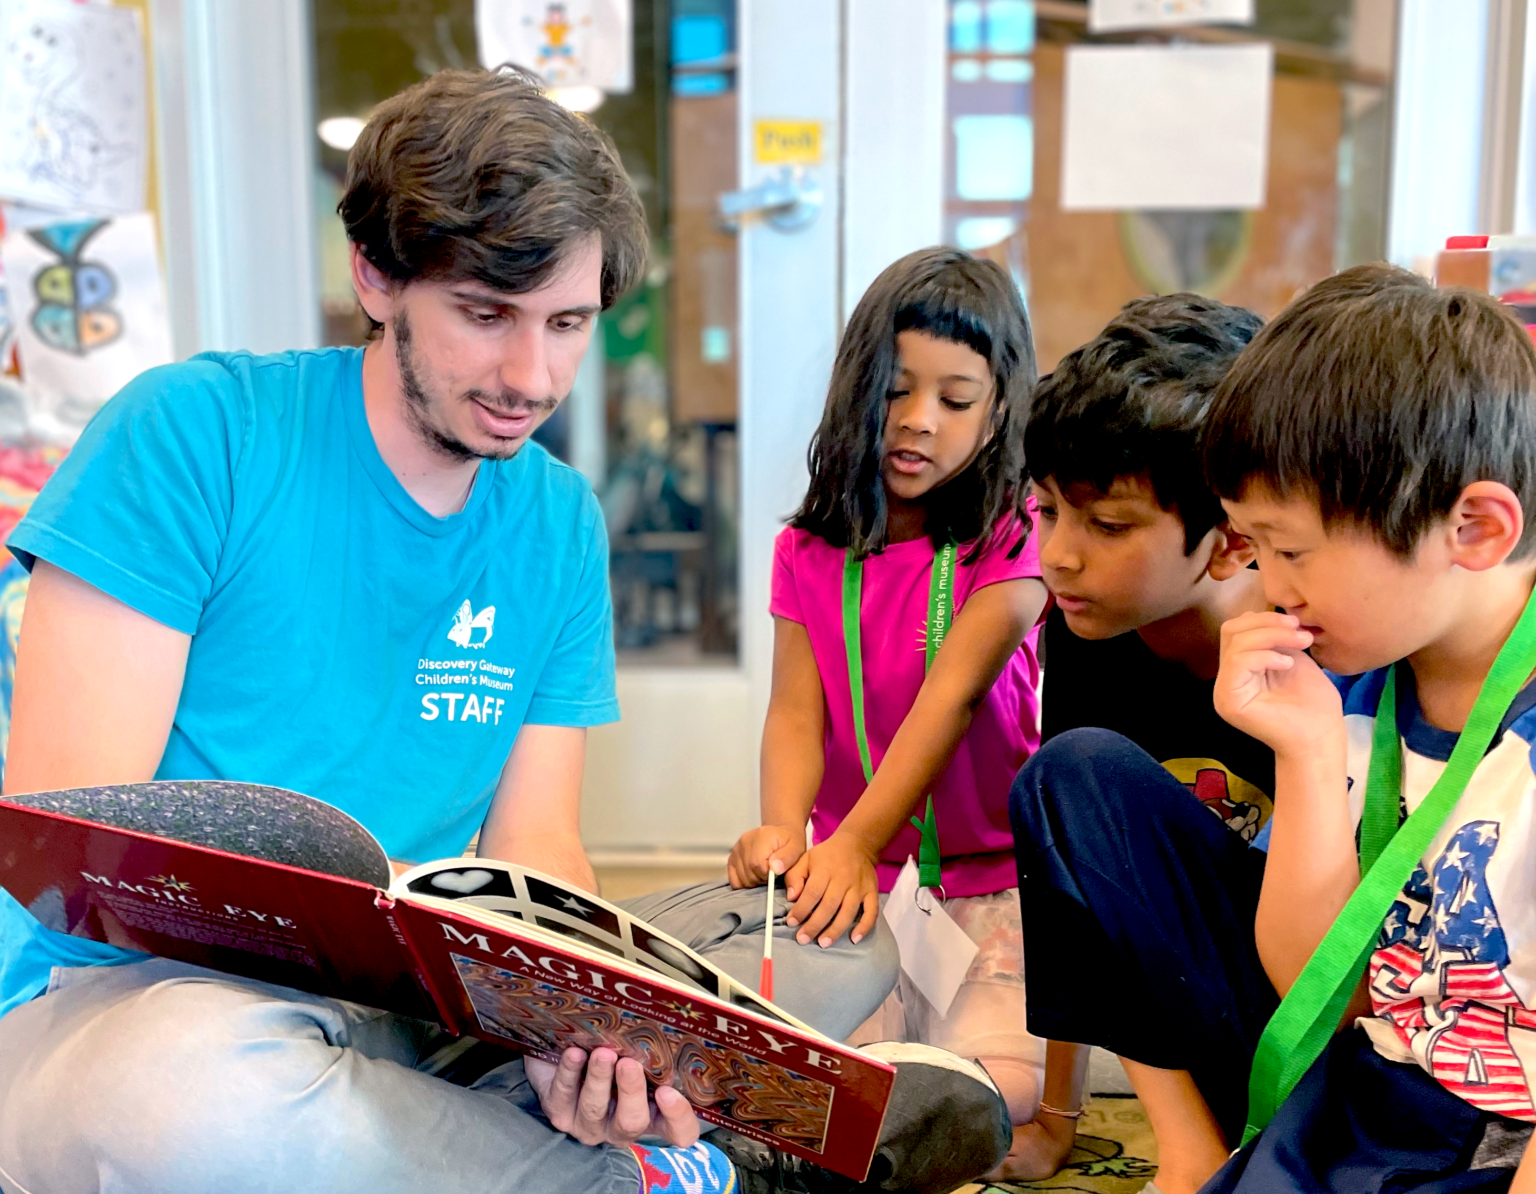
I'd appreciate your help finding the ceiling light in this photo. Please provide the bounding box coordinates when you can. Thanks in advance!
[548,86,605,114]
[318,116,366,151]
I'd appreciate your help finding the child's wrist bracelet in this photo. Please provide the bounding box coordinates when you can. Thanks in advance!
[1036,1101,1083,1120]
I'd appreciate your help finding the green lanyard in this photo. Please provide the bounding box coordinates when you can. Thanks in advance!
[1242,586,1536,1144]
[842,542,956,890]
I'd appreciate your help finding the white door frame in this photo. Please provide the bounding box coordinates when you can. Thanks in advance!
[151,0,321,358]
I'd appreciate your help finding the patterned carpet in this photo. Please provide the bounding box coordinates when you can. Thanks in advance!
[960,1097,1158,1194]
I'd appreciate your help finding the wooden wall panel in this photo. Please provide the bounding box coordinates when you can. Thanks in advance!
[670,92,739,424]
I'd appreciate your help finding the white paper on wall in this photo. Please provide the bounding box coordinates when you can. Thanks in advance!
[1,211,171,443]
[1061,44,1272,212]
[1089,0,1254,33]
[0,0,147,215]
[476,0,633,93]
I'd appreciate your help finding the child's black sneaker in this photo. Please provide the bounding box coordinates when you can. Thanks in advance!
[706,1040,1011,1194]
[853,1041,1012,1191]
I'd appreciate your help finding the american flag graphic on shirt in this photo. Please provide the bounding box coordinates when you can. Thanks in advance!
[1371,820,1536,1121]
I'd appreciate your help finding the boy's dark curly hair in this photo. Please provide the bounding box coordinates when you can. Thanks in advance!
[1027,294,1264,552]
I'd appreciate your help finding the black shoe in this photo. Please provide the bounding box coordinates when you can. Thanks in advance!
[709,1040,1011,1194]
[855,1042,1011,1192]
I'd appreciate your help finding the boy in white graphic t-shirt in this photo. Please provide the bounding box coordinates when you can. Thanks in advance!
[1203,264,1536,1192]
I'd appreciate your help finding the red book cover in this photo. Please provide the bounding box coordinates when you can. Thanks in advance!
[0,783,896,1180]
[392,896,895,1178]
[0,795,435,1021]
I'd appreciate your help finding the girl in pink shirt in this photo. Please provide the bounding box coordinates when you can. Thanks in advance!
[726,247,1049,1178]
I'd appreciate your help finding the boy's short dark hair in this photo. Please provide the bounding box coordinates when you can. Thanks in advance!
[1203,263,1536,559]
[340,68,647,310]
[1026,294,1264,552]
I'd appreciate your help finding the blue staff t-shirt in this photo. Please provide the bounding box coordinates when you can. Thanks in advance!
[0,346,618,1016]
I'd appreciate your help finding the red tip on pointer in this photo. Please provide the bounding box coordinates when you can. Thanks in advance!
[759,958,774,1002]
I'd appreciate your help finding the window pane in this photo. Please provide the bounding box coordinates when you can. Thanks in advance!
[954,114,1034,201]
[985,1,1035,55]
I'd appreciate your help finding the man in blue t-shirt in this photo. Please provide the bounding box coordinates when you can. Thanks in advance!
[0,69,730,1194]
[0,69,1013,1194]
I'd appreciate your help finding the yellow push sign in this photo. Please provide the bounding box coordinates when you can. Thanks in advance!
[754,120,822,165]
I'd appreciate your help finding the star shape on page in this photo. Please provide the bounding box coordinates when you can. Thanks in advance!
[559,895,592,916]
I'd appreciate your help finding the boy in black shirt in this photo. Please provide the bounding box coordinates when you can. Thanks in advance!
[1006,295,1272,1188]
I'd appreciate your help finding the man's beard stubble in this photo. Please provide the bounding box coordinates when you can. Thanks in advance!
[393,309,560,464]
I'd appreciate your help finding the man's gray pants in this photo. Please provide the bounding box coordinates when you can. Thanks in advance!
[0,881,899,1194]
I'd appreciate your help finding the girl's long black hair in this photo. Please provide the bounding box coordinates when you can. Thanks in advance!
[792,246,1036,562]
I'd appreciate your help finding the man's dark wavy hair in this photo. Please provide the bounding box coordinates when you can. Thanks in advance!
[340,68,647,311]
[1026,294,1264,552]
[1203,263,1536,559]
[792,247,1036,562]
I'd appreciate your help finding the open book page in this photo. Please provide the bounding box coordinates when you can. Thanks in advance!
[393,858,814,1034]
[391,894,894,1180]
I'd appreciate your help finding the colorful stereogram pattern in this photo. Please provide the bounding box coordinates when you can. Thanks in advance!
[450,953,833,1150]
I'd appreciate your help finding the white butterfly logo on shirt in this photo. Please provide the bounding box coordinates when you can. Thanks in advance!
[448,600,496,649]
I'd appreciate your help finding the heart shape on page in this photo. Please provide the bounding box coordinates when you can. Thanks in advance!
[430,869,495,895]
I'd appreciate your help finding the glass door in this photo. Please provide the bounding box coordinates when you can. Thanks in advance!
[581,0,849,852]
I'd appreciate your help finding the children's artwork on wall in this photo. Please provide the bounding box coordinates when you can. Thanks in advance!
[0,210,170,443]
[476,0,634,93]
[0,0,148,215]
[1089,0,1254,32]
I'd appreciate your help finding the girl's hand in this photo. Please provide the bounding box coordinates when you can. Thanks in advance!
[783,832,881,947]
[727,824,806,889]
[1214,611,1343,759]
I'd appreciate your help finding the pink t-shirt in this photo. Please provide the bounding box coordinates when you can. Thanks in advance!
[770,514,1044,897]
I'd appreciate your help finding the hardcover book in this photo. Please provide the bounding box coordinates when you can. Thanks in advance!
[0,781,895,1180]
